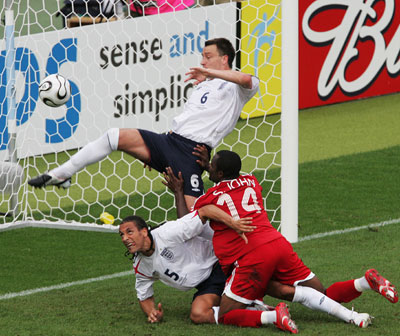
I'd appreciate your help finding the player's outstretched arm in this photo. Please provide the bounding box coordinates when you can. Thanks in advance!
[162,167,189,218]
[198,204,255,243]
[185,67,253,88]
[139,297,164,323]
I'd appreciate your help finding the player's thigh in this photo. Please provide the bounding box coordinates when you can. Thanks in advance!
[184,195,197,210]
[265,280,296,301]
[298,275,326,293]
[118,128,150,162]
[218,294,248,319]
[190,293,220,324]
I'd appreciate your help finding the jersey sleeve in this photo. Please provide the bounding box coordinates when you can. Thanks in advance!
[133,256,156,301]
[193,188,217,210]
[135,273,155,301]
[155,211,205,245]
[238,76,259,100]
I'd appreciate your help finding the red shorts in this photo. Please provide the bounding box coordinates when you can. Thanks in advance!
[223,237,312,303]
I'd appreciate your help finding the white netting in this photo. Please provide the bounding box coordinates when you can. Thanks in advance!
[0,0,282,228]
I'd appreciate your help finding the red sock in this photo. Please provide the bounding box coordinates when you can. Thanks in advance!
[218,309,263,327]
[326,280,362,303]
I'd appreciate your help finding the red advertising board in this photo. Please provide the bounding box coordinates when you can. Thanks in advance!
[299,0,400,109]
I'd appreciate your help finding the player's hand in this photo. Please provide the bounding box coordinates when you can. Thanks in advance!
[230,217,255,244]
[193,145,210,171]
[162,167,184,194]
[148,303,163,323]
[143,163,152,171]
[185,67,211,85]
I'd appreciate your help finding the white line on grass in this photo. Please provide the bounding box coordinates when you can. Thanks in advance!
[1,218,399,301]
[0,270,133,301]
[297,217,400,242]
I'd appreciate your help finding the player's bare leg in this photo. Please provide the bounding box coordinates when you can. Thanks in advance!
[184,195,197,211]
[117,128,151,162]
[190,293,220,324]
[264,280,372,329]
[297,275,326,294]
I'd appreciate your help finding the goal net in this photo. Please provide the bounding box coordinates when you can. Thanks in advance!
[0,0,292,237]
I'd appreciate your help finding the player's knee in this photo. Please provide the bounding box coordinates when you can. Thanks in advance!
[106,128,120,151]
[190,306,210,324]
[277,286,296,301]
[190,310,203,324]
[300,276,326,294]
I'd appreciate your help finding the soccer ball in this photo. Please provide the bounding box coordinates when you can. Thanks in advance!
[39,74,71,107]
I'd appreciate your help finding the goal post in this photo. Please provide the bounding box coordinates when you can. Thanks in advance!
[281,0,299,243]
[0,0,298,243]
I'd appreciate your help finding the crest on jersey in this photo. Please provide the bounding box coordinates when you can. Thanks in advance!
[160,248,174,261]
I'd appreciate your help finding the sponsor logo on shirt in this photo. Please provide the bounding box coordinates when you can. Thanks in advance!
[160,248,174,261]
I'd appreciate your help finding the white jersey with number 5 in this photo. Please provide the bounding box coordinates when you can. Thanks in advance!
[172,77,259,148]
[133,212,217,301]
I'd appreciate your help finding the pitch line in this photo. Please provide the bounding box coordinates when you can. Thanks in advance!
[297,217,400,243]
[0,270,133,301]
[1,218,399,301]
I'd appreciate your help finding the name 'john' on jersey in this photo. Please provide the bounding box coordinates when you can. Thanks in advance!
[193,174,282,266]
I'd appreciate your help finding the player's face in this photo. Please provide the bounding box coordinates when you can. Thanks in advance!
[119,222,148,254]
[201,45,227,70]
[208,155,222,183]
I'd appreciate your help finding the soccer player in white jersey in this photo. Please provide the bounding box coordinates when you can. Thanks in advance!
[28,37,259,210]
[119,204,300,332]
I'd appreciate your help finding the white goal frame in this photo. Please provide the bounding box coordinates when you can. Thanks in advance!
[281,0,298,243]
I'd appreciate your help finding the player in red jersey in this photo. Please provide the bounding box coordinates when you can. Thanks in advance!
[189,149,397,330]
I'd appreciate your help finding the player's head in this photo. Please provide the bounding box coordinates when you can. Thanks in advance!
[201,38,235,70]
[209,150,241,183]
[119,215,154,255]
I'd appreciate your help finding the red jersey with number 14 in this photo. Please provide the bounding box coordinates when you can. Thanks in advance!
[193,174,282,266]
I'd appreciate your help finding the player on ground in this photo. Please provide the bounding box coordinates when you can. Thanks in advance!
[28,37,259,210]
[161,167,382,332]
[189,150,397,330]
[119,205,299,331]
[194,149,398,305]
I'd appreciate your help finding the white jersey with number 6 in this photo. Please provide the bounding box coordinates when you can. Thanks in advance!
[172,77,259,148]
[133,212,217,301]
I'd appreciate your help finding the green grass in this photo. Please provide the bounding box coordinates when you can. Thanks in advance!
[299,93,400,163]
[0,1,63,37]
[0,223,399,335]
[299,145,400,235]
[2,114,400,334]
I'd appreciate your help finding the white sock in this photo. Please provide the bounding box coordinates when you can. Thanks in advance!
[212,306,219,324]
[293,285,354,322]
[51,128,119,179]
[260,311,276,325]
[354,277,371,292]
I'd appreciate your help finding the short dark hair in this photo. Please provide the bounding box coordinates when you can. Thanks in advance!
[205,38,235,68]
[215,150,241,179]
[122,215,147,228]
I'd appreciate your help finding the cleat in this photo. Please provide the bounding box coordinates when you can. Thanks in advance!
[252,299,275,311]
[28,172,71,189]
[274,302,298,334]
[350,312,373,328]
[365,269,398,303]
